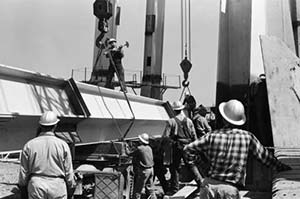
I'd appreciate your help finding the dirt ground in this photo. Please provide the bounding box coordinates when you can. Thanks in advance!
[0,161,20,198]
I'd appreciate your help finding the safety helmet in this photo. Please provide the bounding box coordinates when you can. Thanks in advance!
[39,111,60,126]
[108,38,117,44]
[194,105,208,116]
[218,99,246,126]
[172,101,185,111]
[138,133,149,144]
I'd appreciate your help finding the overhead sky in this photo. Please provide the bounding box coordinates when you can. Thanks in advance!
[0,0,219,106]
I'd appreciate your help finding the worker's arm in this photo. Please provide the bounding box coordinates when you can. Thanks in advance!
[203,118,212,133]
[249,133,291,172]
[63,143,76,195]
[18,145,30,187]
[18,145,30,199]
[125,141,140,157]
[162,120,172,138]
[187,118,197,141]
[183,136,208,165]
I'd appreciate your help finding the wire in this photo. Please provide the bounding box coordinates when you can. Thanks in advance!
[188,0,191,61]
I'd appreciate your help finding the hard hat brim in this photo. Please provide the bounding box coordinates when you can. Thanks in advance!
[108,39,116,44]
[172,105,185,110]
[138,135,149,144]
[39,119,60,126]
[218,102,246,126]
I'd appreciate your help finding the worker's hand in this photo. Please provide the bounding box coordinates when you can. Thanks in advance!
[74,171,83,181]
[277,163,292,172]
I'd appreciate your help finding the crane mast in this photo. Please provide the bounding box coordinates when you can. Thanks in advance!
[140,0,166,100]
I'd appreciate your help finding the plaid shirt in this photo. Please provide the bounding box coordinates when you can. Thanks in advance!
[184,128,285,187]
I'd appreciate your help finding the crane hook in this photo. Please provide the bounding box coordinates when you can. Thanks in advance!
[182,79,190,87]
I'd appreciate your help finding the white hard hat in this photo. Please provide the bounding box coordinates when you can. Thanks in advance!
[218,99,246,126]
[138,133,149,144]
[108,38,117,44]
[172,101,185,111]
[39,111,60,126]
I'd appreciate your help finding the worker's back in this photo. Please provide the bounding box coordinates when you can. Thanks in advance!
[22,132,71,177]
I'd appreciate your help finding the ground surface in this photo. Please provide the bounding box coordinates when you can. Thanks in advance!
[0,161,20,198]
[0,161,272,199]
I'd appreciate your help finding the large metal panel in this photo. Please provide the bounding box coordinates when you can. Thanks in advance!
[0,64,171,151]
[260,35,300,148]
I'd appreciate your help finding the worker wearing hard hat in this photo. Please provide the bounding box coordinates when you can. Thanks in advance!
[105,38,127,92]
[162,101,198,195]
[18,111,76,199]
[184,99,292,199]
[192,104,212,137]
[126,133,157,199]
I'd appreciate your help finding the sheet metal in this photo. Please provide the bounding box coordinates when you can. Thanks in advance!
[0,64,171,150]
[260,35,300,148]
[260,36,300,199]
[74,81,170,142]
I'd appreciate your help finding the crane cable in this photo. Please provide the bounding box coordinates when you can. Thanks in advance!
[106,50,135,141]
[181,0,191,61]
[179,0,192,101]
[94,41,135,141]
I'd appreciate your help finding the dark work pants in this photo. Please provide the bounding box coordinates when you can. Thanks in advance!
[169,146,183,192]
[169,146,204,193]
[133,167,157,199]
[154,157,168,193]
[105,63,126,91]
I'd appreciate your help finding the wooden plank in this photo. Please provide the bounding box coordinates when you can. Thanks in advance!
[162,181,197,199]
[240,191,271,199]
[260,35,300,148]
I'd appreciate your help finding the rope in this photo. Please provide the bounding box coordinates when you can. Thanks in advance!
[96,86,123,138]
[106,50,136,140]
[179,86,191,101]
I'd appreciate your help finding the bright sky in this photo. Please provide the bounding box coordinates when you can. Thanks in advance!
[0,0,219,106]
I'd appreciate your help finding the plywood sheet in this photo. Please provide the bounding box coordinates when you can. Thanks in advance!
[260,35,300,148]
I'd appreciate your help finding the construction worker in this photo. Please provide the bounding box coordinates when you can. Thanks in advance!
[126,133,157,199]
[18,111,76,199]
[183,94,197,118]
[184,99,292,199]
[193,105,212,138]
[105,38,127,92]
[162,101,199,195]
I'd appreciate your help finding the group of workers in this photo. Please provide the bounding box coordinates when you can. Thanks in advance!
[18,98,292,199]
[125,99,292,199]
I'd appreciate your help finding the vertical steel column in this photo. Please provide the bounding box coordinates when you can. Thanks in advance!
[141,0,166,100]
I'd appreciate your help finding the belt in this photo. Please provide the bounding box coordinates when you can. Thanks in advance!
[31,173,65,179]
